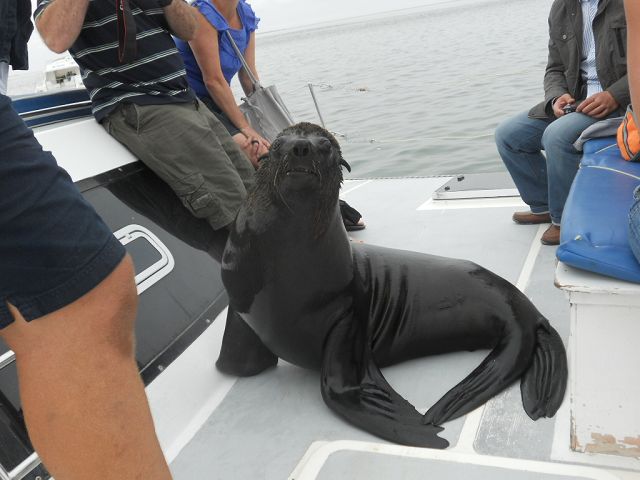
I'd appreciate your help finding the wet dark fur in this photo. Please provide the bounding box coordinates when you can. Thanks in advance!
[219,122,568,449]
[244,122,348,238]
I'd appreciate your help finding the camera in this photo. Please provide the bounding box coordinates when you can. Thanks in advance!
[563,103,576,115]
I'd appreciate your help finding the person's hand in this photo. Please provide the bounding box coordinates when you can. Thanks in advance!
[552,94,576,118]
[240,127,270,169]
[576,91,620,118]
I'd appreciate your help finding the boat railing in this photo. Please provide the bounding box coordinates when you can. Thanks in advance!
[12,89,91,128]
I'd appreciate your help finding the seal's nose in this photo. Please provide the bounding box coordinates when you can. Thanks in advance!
[291,139,311,158]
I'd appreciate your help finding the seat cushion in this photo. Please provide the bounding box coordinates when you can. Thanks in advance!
[557,137,640,283]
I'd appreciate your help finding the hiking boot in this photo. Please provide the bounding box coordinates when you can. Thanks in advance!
[512,211,552,225]
[541,224,561,245]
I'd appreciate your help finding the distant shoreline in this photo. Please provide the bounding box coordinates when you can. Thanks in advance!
[256,0,501,38]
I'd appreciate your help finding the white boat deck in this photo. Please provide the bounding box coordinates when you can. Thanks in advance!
[158,177,640,479]
[22,103,639,480]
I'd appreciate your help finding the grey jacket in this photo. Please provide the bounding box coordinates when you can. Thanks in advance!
[529,0,629,119]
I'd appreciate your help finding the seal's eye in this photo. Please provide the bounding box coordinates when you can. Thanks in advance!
[317,137,331,150]
[270,138,283,153]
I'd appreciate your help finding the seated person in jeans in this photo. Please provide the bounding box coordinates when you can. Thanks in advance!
[495,0,629,246]
[35,0,255,232]
[630,187,640,263]
[625,0,640,263]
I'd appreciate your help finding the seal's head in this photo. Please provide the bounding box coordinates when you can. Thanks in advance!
[259,122,349,192]
[246,123,351,234]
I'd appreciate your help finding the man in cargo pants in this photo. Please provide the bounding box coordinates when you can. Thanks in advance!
[34,0,255,232]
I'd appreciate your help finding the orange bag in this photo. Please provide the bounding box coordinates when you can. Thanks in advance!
[617,106,640,162]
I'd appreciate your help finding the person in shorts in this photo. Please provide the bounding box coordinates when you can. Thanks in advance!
[0,93,172,479]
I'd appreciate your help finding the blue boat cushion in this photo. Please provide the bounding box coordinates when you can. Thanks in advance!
[580,136,617,155]
[557,137,640,283]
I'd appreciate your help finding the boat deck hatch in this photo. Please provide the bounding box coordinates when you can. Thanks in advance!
[291,442,623,480]
[315,453,613,480]
[433,171,519,200]
[114,224,175,295]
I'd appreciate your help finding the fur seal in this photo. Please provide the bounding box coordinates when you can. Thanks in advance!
[218,122,568,448]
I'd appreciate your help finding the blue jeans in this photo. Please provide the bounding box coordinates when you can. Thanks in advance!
[630,186,640,264]
[495,110,605,224]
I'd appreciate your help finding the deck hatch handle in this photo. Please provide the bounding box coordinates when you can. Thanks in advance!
[0,352,15,371]
[114,224,175,295]
[0,452,43,480]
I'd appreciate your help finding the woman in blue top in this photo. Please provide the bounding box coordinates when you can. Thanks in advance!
[175,0,268,167]
[176,0,366,230]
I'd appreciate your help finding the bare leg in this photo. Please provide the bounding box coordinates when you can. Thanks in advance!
[0,257,172,480]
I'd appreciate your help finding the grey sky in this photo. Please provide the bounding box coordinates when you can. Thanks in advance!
[249,0,445,32]
[21,0,447,73]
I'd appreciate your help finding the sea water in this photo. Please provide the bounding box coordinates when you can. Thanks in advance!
[10,0,554,178]
[253,0,553,178]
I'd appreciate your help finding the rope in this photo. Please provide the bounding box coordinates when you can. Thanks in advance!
[361,133,493,144]
[329,132,494,145]
[291,82,496,146]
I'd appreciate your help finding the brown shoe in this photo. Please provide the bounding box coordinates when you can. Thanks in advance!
[541,224,561,245]
[512,211,552,225]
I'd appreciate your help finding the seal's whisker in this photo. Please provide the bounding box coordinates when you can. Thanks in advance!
[274,163,294,213]
[279,191,293,213]
[313,158,322,183]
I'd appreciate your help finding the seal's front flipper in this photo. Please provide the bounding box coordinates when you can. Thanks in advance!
[216,307,278,377]
[321,315,449,448]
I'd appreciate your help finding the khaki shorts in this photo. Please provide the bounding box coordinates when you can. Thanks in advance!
[103,99,255,230]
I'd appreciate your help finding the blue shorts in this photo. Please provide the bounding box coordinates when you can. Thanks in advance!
[0,94,126,327]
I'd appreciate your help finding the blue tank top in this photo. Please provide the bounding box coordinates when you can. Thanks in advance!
[175,0,259,98]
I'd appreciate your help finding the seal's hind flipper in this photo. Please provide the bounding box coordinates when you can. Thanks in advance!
[520,319,567,419]
[216,307,278,377]
[423,335,525,426]
[321,315,449,448]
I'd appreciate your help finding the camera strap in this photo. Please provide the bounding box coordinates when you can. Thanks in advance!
[116,0,137,64]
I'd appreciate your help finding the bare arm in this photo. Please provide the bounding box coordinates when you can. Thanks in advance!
[625,0,640,110]
[189,15,268,166]
[163,0,198,41]
[35,0,90,53]
[190,14,251,132]
[238,32,258,96]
